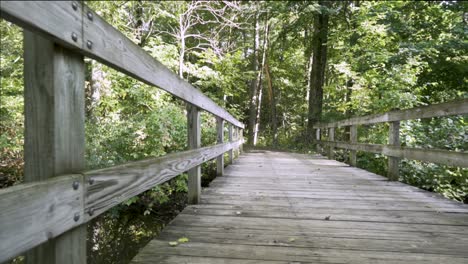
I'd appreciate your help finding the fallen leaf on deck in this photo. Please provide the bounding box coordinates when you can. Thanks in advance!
[178,237,189,243]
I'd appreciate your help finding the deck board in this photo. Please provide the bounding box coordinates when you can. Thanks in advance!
[131,150,468,263]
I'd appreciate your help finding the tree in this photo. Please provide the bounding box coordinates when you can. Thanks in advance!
[307,0,331,139]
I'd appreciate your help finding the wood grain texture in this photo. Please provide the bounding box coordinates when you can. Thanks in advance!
[23,31,86,264]
[0,140,241,261]
[187,104,201,204]
[314,99,468,128]
[84,140,242,220]
[216,117,224,176]
[0,175,84,263]
[132,150,468,263]
[0,1,243,128]
[317,141,468,167]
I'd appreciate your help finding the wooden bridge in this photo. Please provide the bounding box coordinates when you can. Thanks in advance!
[1,2,467,264]
[132,150,468,263]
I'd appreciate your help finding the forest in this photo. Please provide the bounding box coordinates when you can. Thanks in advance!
[0,1,467,263]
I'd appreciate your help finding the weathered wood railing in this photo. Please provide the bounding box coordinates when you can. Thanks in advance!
[313,99,468,180]
[0,2,244,263]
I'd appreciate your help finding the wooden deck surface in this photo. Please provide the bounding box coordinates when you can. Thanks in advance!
[131,150,468,264]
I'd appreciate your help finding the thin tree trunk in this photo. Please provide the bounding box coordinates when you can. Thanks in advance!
[247,10,260,145]
[307,0,330,140]
[253,17,270,146]
[178,14,185,79]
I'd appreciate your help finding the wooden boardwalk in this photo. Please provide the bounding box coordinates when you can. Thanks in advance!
[132,150,468,264]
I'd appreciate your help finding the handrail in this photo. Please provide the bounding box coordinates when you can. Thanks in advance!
[313,99,467,129]
[0,1,245,263]
[0,1,244,128]
[0,140,242,262]
[313,99,468,180]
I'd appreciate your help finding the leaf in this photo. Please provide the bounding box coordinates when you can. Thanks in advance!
[168,241,178,247]
[178,237,189,243]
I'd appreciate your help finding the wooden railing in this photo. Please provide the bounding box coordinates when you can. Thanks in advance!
[0,2,244,263]
[313,99,468,180]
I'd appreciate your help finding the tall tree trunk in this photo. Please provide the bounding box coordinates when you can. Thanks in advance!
[344,0,360,140]
[265,61,278,147]
[304,26,313,103]
[253,17,270,146]
[248,10,260,145]
[307,1,330,139]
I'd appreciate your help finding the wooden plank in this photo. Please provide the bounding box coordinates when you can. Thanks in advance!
[23,31,86,264]
[157,227,468,255]
[216,117,224,176]
[228,123,233,164]
[183,204,468,225]
[349,125,357,166]
[0,1,83,50]
[0,175,84,263]
[132,255,290,264]
[314,99,468,128]
[317,141,468,167]
[84,140,242,220]
[0,1,243,128]
[137,240,468,264]
[388,121,400,180]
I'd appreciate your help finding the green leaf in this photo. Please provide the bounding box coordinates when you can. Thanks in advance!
[168,241,178,247]
[178,237,189,243]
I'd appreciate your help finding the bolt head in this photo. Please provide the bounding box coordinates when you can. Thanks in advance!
[72,181,79,190]
[73,212,80,222]
[88,208,95,216]
[72,2,78,10]
[71,32,78,42]
[87,11,93,20]
[86,40,93,49]
[88,178,95,185]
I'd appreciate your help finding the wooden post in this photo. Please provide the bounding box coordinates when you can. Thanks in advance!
[315,128,321,154]
[24,31,86,264]
[328,127,335,159]
[216,117,224,176]
[187,104,201,204]
[349,125,357,166]
[228,123,233,164]
[388,121,400,181]
[240,129,244,153]
[233,127,238,158]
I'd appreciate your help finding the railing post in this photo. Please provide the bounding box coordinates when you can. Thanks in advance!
[216,117,224,176]
[240,129,244,153]
[328,127,335,159]
[23,31,86,264]
[187,104,201,204]
[315,128,321,154]
[388,121,400,181]
[228,123,233,164]
[349,125,357,166]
